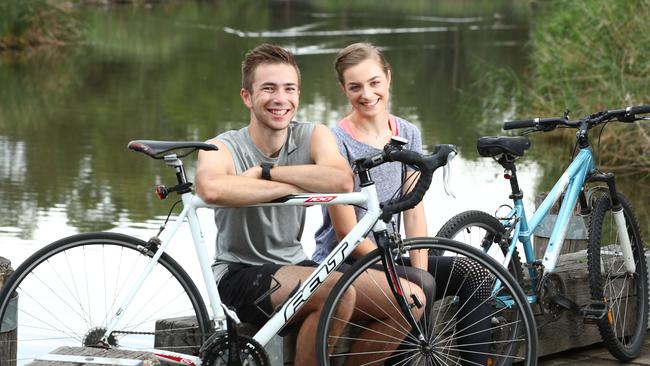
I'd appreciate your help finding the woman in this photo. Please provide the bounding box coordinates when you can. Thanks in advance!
[313,42,492,365]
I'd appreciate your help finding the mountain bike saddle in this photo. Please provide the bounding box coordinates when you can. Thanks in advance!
[476,136,531,158]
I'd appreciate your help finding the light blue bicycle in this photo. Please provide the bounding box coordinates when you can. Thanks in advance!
[438,105,650,361]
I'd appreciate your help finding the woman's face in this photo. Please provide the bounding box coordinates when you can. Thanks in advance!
[341,58,390,120]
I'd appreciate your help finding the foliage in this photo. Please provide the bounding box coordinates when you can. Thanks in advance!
[530,0,649,174]
[0,0,81,50]
[478,0,650,177]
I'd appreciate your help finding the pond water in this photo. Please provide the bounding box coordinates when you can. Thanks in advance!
[0,1,646,273]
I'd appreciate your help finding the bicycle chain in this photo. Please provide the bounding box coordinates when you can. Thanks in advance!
[112,329,155,336]
[111,329,215,337]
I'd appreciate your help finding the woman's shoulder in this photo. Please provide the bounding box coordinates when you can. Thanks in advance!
[393,115,422,140]
[394,116,418,131]
[331,123,357,143]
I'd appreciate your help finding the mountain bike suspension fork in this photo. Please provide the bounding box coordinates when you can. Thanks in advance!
[587,172,636,272]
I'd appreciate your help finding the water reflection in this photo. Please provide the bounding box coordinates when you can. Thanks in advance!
[1,1,539,264]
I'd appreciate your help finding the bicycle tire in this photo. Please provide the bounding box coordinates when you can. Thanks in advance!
[316,236,537,366]
[0,232,211,365]
[437,210,525,285]
[587,193,648,361]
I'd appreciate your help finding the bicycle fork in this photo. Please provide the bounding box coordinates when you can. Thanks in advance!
[588,172,636,273]
[375,231,427,344]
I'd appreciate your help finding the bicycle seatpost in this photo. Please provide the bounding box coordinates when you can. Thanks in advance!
[498,155,524,200]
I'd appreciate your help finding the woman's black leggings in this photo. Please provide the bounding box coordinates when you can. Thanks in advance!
[385,255,493,366]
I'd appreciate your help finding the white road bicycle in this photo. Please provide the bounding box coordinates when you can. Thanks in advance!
[0,137,537,366]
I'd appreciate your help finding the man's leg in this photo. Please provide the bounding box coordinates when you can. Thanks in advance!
[272,265,426,365]
[271,265,355,365]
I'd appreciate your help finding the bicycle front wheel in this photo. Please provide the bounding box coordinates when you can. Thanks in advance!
[0,232,211,365]
[316,237,537,366]
[587,193,648,361]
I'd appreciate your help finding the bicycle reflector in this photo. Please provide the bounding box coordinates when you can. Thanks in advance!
[156,185,169,199]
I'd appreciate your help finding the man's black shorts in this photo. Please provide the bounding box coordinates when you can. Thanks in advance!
[217,260,318,326]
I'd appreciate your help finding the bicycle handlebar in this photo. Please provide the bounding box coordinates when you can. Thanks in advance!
[502,104,650,132]
[629,105,650,115]
[503,117,566,130]
[356,143,457,222]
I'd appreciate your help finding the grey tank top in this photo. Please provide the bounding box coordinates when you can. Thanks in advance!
[212,122,315,282]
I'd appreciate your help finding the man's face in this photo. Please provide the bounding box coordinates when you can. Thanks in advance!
[241,63,300,131]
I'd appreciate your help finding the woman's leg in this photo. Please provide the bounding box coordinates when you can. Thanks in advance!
[428,256,493,365]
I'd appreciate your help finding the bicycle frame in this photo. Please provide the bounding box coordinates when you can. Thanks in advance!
[102,156,390,364]
[499,145,636,289]
[502,147,595,280]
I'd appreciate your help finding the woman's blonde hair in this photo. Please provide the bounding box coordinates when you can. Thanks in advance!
[334,42,391,85]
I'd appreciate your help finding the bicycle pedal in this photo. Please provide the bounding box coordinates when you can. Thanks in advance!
[579,301,608,323]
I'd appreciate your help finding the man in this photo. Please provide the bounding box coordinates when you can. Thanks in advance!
[196,44,424,364]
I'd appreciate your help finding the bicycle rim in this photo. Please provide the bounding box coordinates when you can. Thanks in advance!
[316,237,537,366]
[587,194,648,361]
[0,232,211,365]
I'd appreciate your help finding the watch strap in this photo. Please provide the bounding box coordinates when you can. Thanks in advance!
[260,162,273,180]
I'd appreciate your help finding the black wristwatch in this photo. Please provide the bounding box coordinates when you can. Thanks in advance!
[260,162,274,180]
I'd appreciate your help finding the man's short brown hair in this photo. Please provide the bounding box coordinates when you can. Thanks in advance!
[241,44,300,92]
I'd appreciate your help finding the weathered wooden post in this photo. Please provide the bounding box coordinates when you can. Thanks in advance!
[533,192,589,258]
[0,256,17,366]
[155,316,289,365]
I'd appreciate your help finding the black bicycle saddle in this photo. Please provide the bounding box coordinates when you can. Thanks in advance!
[476,136,531,158]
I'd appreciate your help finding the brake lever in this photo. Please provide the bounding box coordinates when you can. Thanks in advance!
[442,151,456,198]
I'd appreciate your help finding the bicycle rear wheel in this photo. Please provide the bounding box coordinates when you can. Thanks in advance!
[0,232,211,365]
[587,193,648,361]
[316,237,537,366]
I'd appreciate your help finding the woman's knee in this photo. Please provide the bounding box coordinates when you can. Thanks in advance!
[335,285,357,319]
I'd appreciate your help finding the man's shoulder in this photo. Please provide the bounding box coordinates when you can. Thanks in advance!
[289,120,316,132]
[288,121,317,142]
[216,126,247,141]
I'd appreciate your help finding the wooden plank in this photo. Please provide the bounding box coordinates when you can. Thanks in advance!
[29,347,159,366]
[534,250,603,357]
[154,317,288,366]
[0,256,17,366]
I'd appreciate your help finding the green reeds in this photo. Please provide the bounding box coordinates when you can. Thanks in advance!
[523,0,650,176]
[474,0,650,177]
[0,0,81,50]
